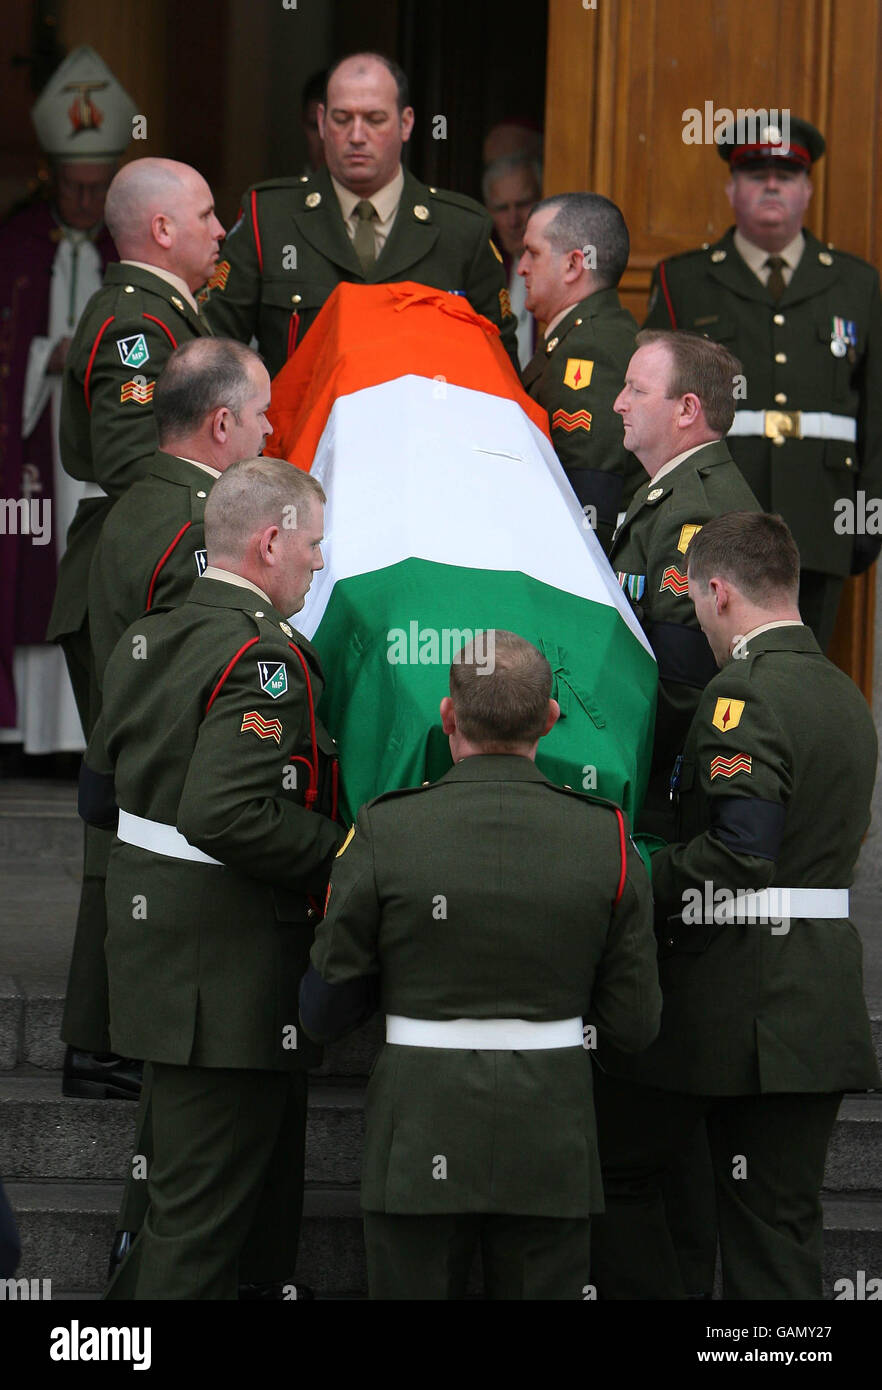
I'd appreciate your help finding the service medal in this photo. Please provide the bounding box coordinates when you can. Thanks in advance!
[831,316,856,357]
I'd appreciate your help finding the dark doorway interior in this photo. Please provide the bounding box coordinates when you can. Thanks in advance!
[336,0,548,199]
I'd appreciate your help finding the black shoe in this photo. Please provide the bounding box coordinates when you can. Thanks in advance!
[238,1282,315,1300]
[108,1230,135,1281]
[62,1046,143,1101]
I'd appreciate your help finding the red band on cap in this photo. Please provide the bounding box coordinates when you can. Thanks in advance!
[730,141,811,168]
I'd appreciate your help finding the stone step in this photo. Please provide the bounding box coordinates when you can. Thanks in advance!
[0,781,81,861]
[819,1195,882,1299]
[0,1075,367,1187]
[2,1073,880,1194]
[3,1181,879,1299]
[823,1095,882,1191]
[3,1182,365,1297]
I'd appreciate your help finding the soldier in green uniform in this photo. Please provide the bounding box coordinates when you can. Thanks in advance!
[85,459,344,1299]
[77,338,273,1272]
[48,157,224,730]
[300,632,661,1300]
[593,511,880,1300]
[644,115,882,650]
[609,330,761,827]
[55,159,224,1102]
[88,338,272,680]
[200,53,519,374]
[519,193,643,550]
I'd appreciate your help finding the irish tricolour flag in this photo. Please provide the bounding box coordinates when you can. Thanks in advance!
[267,282,656,824]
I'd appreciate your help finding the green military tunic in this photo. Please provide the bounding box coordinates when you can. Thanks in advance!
[94,574,343,1299]
[609,439,761,808]
[645,228,882,646]
[88,451,214,681]
[47,264,210,728]
[522,289,643,550]
[303,754,661,1298]
[612,623,879,1094]
[99,576,343,1067]
[62,453,217,1058]
[200,165,519,375]
[593,624,879,1299]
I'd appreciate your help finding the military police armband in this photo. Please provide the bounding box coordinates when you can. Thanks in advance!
[709,795,786,861]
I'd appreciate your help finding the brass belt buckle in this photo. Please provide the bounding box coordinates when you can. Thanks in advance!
[764,409,801,442]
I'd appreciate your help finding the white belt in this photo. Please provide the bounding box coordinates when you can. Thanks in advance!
[714,888,849,923]
[117,809,223,866]
[385,1015,584,1050]
[728,410,856,442]
[80,481,108,499]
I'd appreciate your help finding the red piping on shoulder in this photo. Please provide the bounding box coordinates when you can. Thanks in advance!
[658,261,677,329]
[251,190,263,274]
[205,636,260,713]
[83,316,116,412]
[145,522,192,610]
[287,641,319,808]
[142,313,178,348]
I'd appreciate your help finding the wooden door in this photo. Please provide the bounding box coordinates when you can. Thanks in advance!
[543,0,882,695]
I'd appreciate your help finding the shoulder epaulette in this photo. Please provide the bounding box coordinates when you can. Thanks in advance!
[548,782,626,817]
[368,782,434,808]
[426,186,487,218]
[661,241,723,270]
[249,175,311,196]
[819,243,877,273]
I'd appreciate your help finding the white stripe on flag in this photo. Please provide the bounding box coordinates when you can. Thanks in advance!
[292,376,653,657]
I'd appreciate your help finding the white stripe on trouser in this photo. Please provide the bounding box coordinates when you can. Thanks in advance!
[714,888,849,922]
[117,809,223,865]
[385,1015,585,1049]
[727,411,857,442]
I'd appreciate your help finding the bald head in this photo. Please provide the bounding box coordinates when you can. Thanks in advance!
[104,158,225,291]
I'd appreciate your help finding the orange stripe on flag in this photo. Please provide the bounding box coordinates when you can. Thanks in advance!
[264,281,552,471]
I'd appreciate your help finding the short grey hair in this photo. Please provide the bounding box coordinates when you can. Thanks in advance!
[529,192,630,288]
[204,458,326,563]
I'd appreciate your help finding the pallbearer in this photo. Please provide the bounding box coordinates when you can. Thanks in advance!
[593,512,880,1300]
[301,632,661,1300]
[86,459,344,1299]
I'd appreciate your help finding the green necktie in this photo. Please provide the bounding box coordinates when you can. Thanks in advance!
[764,255,787,302]
[353,199,377,274]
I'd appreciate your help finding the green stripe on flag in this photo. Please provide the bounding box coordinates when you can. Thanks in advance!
[312,557,657,824]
